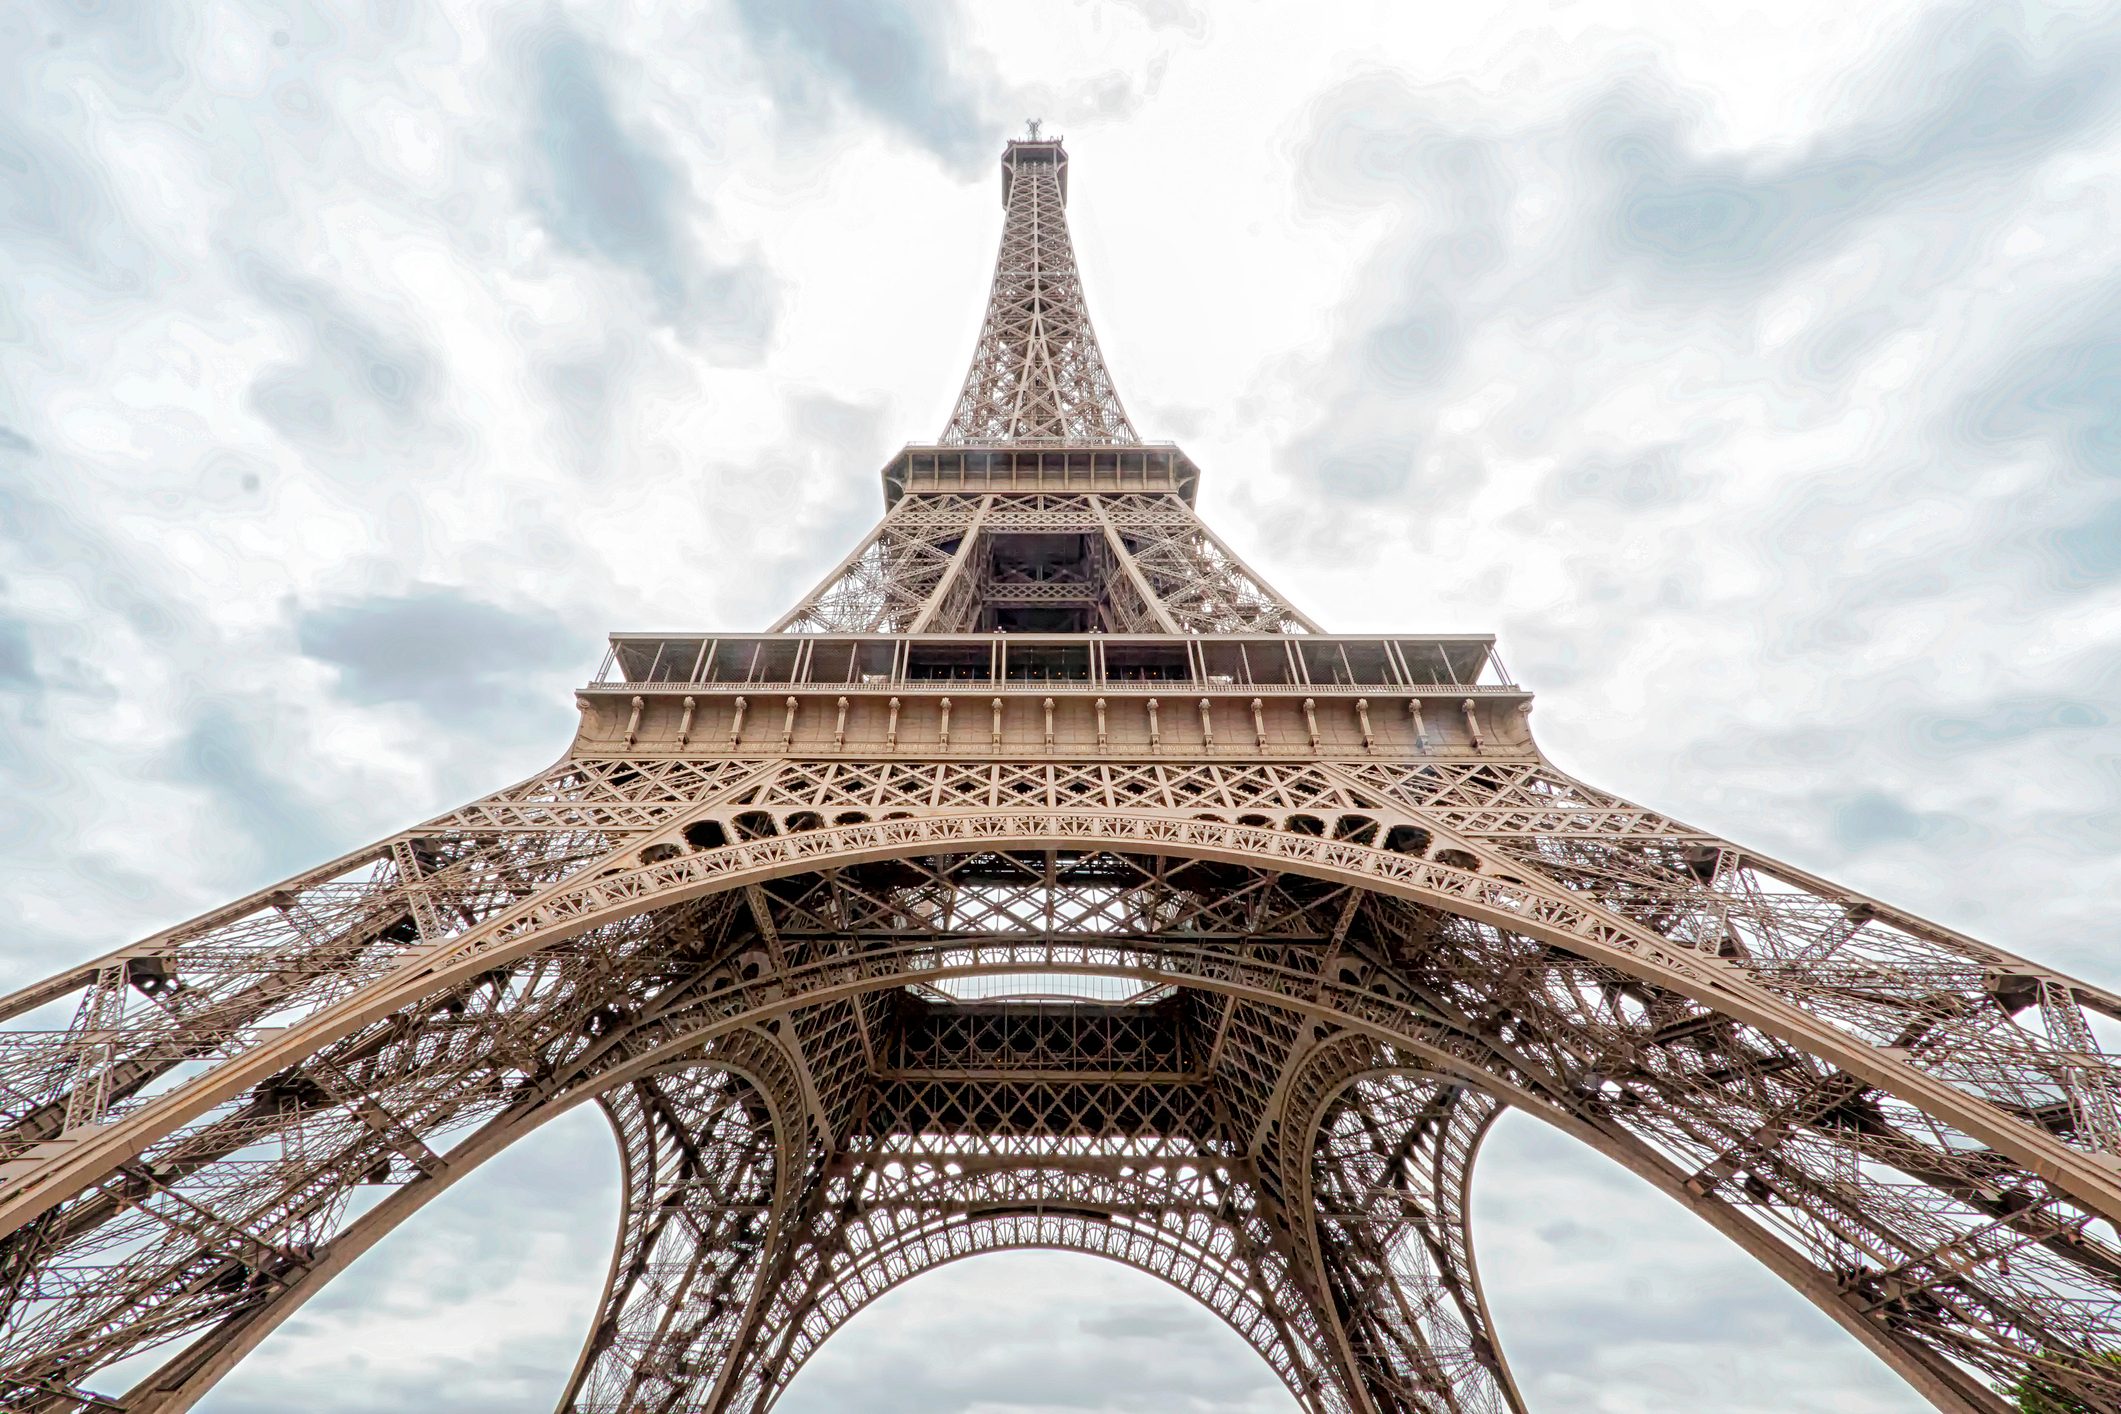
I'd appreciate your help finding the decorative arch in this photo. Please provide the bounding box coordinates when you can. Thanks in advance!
[1275,1047,1525,1414]
[559,1049,805,1414]
[734,1176,1330,1409]
[4,810,2119,1412]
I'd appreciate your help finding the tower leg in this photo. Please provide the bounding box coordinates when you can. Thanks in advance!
[1306,1074,1524,1414]
[557,1061,794,1414]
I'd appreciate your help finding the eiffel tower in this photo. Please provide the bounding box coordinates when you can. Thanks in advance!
[5,130,2121,1414]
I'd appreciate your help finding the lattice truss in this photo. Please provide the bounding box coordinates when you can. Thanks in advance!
[5,752,2121,1413]
[773,493,1316,635]
[7,128,2121,1414]
[943,139,1137,446]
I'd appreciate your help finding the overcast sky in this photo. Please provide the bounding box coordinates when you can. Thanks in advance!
[4,0,2119,1410]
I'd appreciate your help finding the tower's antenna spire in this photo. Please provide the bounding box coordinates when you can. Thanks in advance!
[942,132,1139,446]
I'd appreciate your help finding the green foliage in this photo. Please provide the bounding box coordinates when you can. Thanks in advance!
[2006,1352,2121,1414]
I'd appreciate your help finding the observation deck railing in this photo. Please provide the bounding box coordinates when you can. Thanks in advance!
[588,632,1518,698]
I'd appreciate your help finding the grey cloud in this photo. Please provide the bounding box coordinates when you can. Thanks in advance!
[1280,3,2121,529]
[739,467,880,620]
[0,91,165,299]
[1592,7,2121,296]
[1955,294,2121,477]
[1014,60,1173,132]
[0,2,179,294]
[1475,1114,1924,1411]
[731,0,996,174]
[537,337,641,475]
[247,374,331,444]
[0,479,191,644]
[789,388,888,453]
[1900,284,2121,602]
[211,1361,563,1414]
[237,254,438,453]
[1077,1302,1204,1340]
[1908,695,2112,754]
[1822,788,1973,855]
[202,1105,620,1414]
[1730,280,2121,621]
[27,0,192,104]
[0,616,35,689]
[729,391,894,623]
[1793,306,1903,383]
[1102,0,1210,38]
[2038,500,2121,591]
[1308,440,1423,504]
[168,703,340,879]
[519,19,775,356]
[294,584,584,732]
[0,5,193,303]
[1362,306,1464,389]
[1943,290,2121,588]
[1680,722,1877,776]
[779,1252,1287,1413]
[1546,441,1703,510]
[523,26,685,296]
[1280,106,1513,506]
[1059,68,1158,125]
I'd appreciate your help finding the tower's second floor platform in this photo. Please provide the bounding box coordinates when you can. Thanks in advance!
[595,630,1511,696]
[576,631,1529,760]
[882,443,1199,505]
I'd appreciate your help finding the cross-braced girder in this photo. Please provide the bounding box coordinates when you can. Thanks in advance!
[771,492,1317,636]
[561,1060,791,1414]
[943,139,1137,447]
[696,1146,1350,1414]
[6,129,2120,1414]
[555,980,1523,1414]
[6,785,2121,1412]
[1264,1039,1525,1414]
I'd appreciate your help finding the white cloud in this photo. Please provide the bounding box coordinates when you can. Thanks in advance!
[778,1252,1293,1414]
[3,0,2116,1410]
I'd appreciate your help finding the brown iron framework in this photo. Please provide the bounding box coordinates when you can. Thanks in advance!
[4,132,2120,1414]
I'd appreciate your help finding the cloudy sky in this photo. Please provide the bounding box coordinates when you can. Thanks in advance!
[4,0,2120,1409]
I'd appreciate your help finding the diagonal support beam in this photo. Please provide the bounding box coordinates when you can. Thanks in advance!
[742,887,837,1148]
[1090,494,1183,634]
[906,495,995,633]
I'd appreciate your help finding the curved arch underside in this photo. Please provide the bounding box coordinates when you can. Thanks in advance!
[561,1046,1519,1414]
[1,755,2119,1413]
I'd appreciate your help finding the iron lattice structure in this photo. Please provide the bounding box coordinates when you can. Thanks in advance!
[942,136,1138,446]
[3,134,2121,1414]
